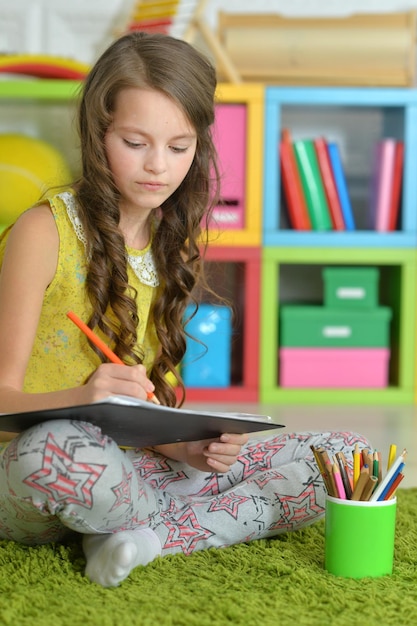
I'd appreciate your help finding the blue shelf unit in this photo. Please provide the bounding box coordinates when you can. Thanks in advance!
[263,86,417,248]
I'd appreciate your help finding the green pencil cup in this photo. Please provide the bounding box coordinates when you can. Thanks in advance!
[324,495,397,578]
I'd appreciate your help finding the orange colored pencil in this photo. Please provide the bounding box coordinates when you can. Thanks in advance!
[67,310,160,404]
[384,472,404,500]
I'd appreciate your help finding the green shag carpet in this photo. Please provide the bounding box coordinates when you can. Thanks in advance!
[0,489,416,626]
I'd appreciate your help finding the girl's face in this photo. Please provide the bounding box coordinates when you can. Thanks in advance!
[105,87,197,216]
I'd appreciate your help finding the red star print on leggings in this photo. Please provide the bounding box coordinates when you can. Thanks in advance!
[23,432,106,508]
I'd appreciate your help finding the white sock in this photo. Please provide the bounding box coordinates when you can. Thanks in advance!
[82,528,162,587]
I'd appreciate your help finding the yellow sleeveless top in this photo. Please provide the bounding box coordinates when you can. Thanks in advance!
[0,190,161,393]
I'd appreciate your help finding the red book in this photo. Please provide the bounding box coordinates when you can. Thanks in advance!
[314,137,345,230]
[388,141,404,231]
[279,131,311,230]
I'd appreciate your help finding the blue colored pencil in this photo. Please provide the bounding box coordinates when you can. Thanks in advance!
[371,451,407,501]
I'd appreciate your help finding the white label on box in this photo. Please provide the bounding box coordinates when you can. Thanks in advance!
[336,287,365,300]
[322,326,352,338]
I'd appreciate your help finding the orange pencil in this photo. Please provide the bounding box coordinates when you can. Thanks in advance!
[384,472,404,500]
[67,310,160,405]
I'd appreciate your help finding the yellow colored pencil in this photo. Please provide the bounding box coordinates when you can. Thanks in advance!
[387,444,397,471]
[353,443,361,488]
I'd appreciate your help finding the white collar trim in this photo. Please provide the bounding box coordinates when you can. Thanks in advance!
[58,191,160,288]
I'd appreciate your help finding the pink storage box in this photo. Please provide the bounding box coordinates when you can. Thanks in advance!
[279,347,390,388]
[209,104,246,230]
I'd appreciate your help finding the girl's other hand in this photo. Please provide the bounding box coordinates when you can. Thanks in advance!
[184,432,249,473]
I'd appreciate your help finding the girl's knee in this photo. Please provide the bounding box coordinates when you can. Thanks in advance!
[1,419,124,500]
[13,418,109,447]
[10,419,121,462]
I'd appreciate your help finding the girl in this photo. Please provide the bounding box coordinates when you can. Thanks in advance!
[0,32,370,587]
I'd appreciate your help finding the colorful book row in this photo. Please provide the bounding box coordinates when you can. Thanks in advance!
[280,131,403,233]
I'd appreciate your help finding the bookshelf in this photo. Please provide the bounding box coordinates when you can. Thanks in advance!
[261,86,417,404]
[185,246,261,403]
[2,80,417,404]
[260,247,416,404]
[263,86,417,247]
[0,79,81,100]
[209,83,264,246]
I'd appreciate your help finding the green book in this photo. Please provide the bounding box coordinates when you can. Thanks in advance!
[293,139,332,231]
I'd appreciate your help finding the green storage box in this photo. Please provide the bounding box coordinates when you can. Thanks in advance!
[280,305,391,347]
[323,267,379,309]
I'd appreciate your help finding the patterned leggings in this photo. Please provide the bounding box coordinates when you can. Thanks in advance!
[0,420,371,556]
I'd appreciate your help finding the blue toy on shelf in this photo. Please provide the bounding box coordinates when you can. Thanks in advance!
[182,304,232,388]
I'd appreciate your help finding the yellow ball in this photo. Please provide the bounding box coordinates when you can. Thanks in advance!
[0,134,72,225]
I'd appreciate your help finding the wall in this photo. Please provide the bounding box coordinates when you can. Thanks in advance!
[0,0,416,65]
[205,0,417,23]
[0,0,130,63]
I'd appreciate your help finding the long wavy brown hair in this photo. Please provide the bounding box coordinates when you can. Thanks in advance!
[75,32,220,407]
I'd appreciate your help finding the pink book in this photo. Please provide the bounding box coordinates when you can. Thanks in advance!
[373,139,397,232]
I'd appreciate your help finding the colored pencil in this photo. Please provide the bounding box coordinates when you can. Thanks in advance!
[319,449,338,497]
[353,443,361,488]
[374,461,405,501]
[371,451,407,501]
[384,472,404,500]
[387,444,397,471]
[360,475,378,501]
[310,445,329,488]
[372,451,380,484]
[335,452,353,499]
[332,462,346,499]
[312,443,408,502]
[351,465,370,501]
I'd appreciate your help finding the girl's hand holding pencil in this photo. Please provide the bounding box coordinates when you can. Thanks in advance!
[67,310,161,405]
[311,444,406,502]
